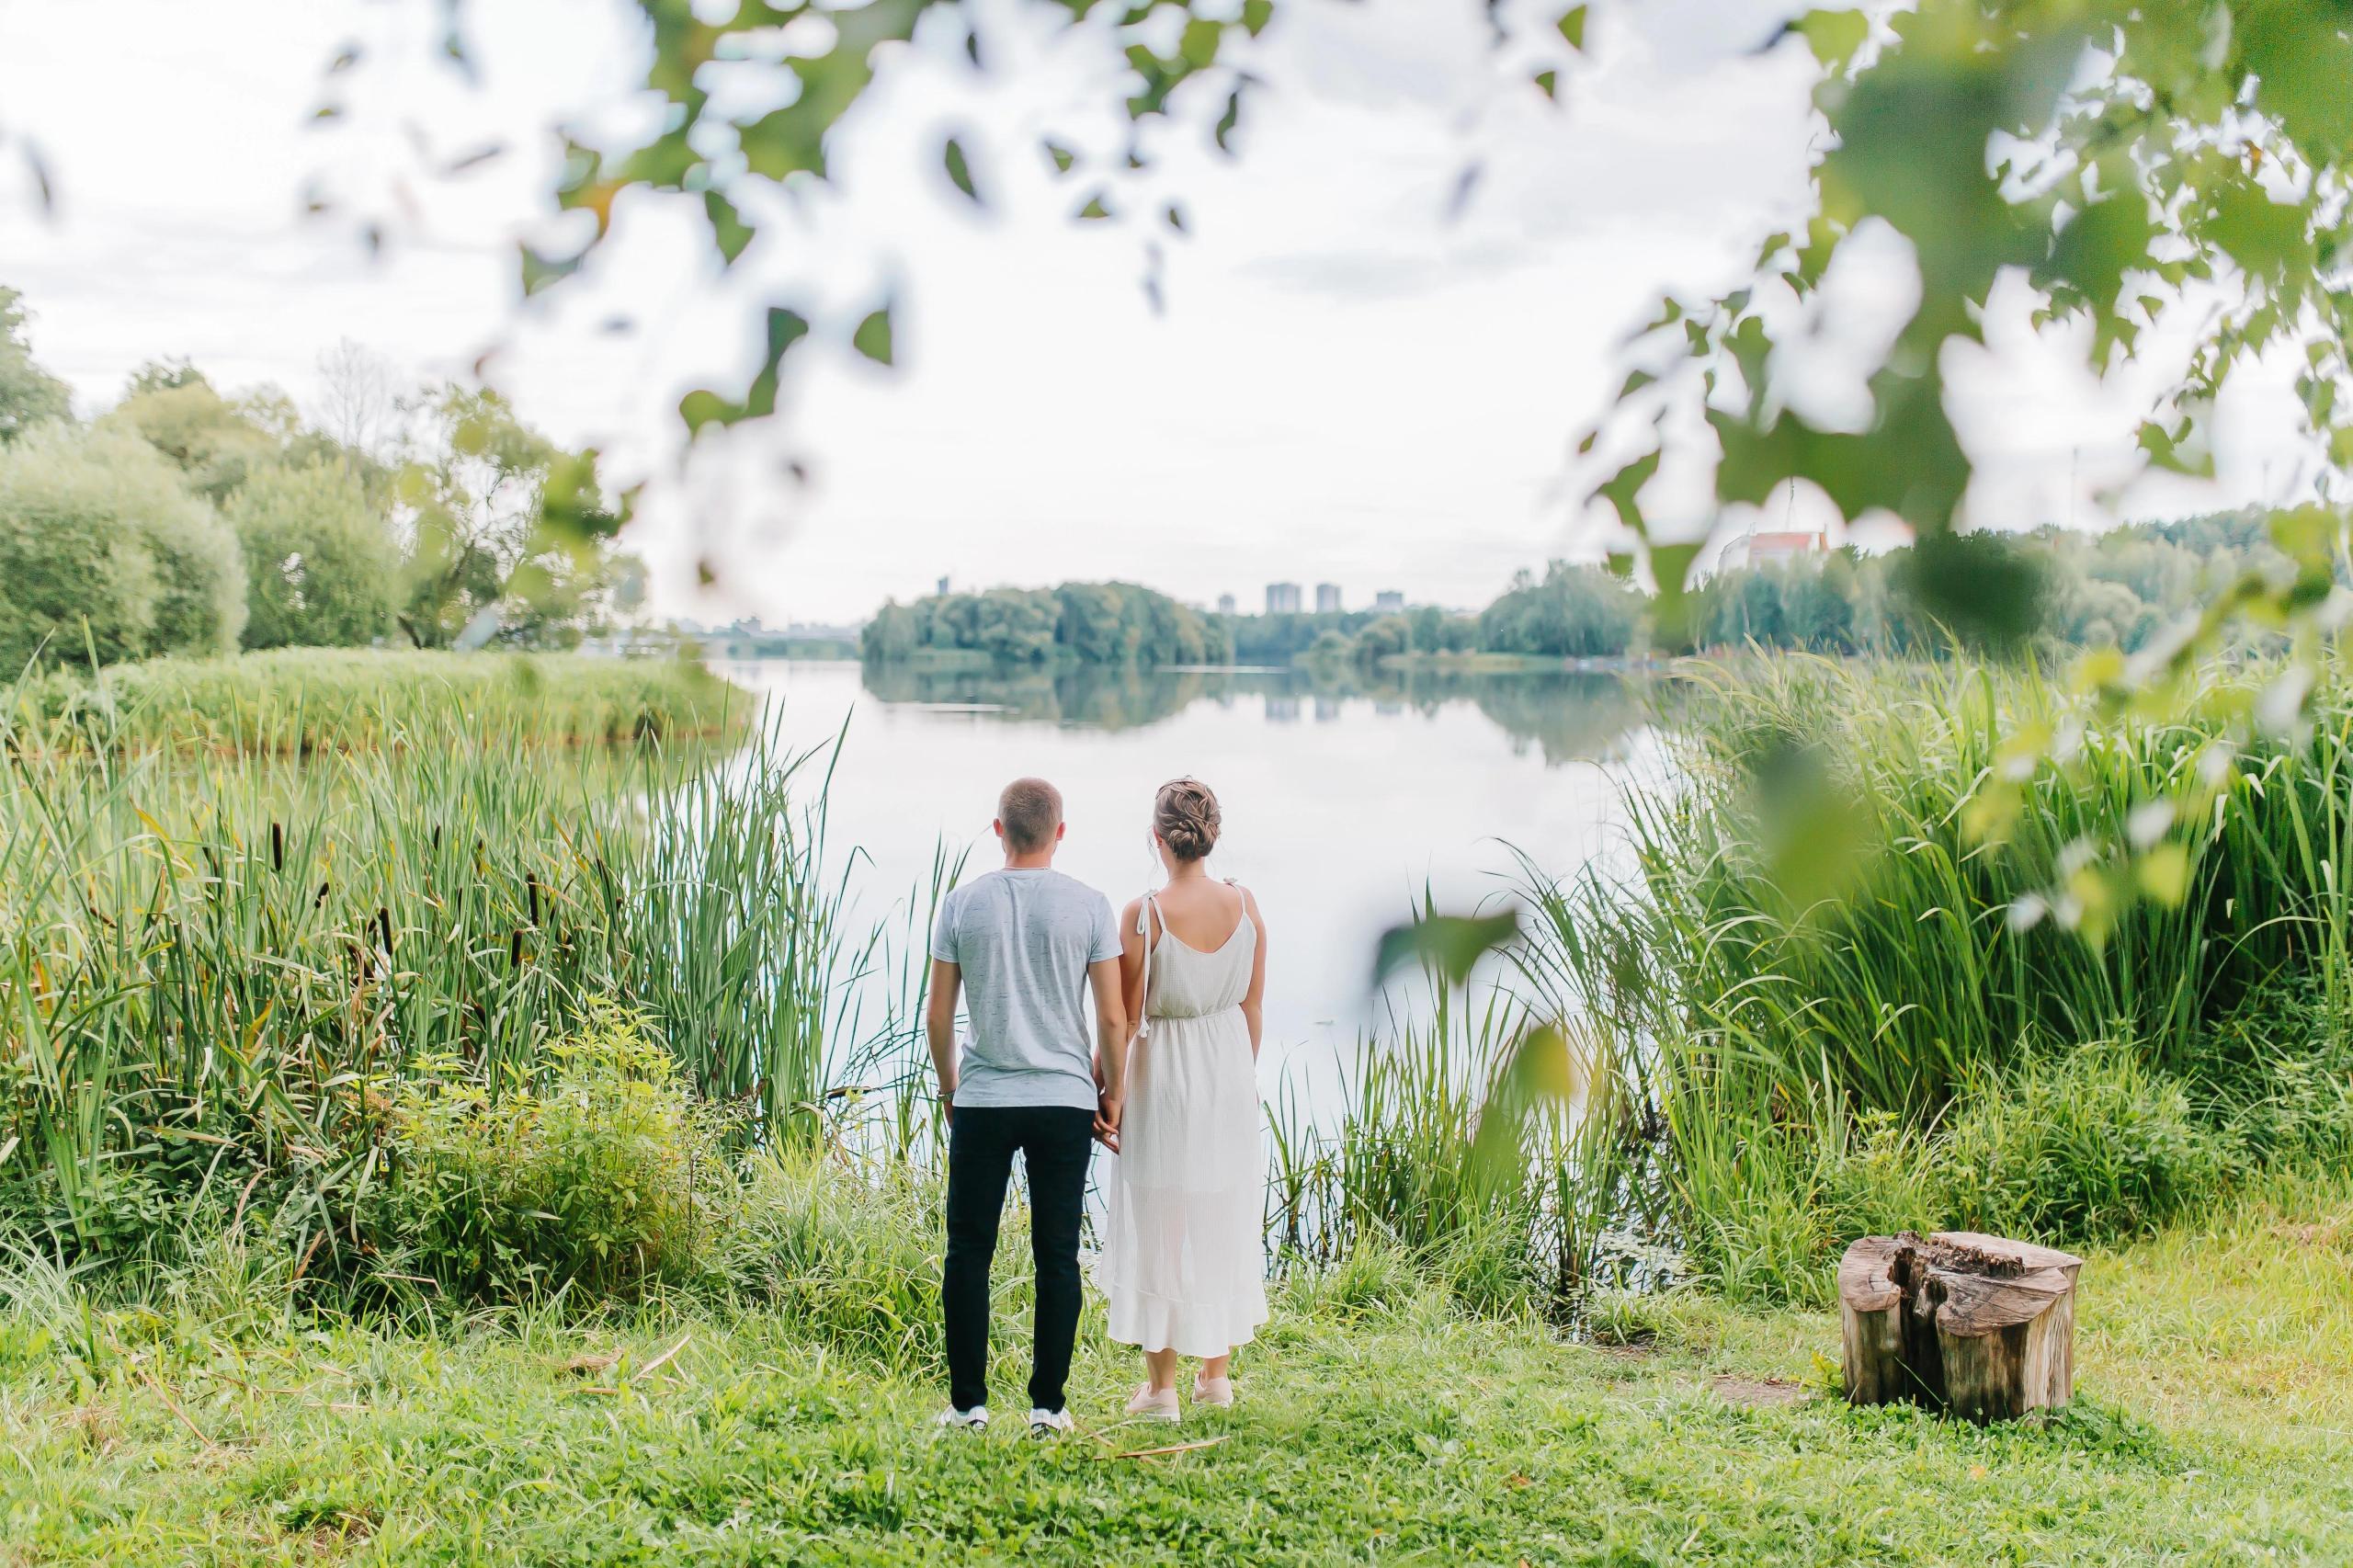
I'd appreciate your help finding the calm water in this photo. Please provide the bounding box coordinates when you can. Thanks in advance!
[726,659,1663,1106]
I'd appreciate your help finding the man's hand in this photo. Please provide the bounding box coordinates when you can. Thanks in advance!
[1093,1091,1122,1153]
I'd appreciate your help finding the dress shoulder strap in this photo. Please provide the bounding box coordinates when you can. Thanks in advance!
[1134,890,1159,1039]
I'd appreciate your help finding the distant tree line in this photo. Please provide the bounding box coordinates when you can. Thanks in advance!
[867,513,2314,672]
[861,581,1222,666]
[0,286,640,672]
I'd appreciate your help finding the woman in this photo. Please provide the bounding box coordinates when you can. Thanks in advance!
[1093,777,1269,1420]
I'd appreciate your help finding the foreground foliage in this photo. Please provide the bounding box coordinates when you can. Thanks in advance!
[0,1173,2344,1565]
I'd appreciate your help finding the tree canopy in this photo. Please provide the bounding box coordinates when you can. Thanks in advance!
[0,287,70,446]
[0,289,641,665]
[227,459,402,651]
[863,580,1220,665]
[0,424,244,668]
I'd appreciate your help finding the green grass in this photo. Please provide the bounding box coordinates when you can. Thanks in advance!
[14,649,743,752]
[2,1176,2345,1565]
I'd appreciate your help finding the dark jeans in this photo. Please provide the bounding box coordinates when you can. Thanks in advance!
[943,1104,1094,1414]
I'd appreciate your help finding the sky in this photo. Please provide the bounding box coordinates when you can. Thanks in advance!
[0,0,2328,624]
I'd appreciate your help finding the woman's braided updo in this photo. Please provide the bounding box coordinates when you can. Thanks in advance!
[1153,777,1222,863]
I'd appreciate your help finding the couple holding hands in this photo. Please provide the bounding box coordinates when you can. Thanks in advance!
[925,774,1268,1436]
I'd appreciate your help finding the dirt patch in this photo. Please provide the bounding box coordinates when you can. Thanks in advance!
[1711,1374,1810,1409]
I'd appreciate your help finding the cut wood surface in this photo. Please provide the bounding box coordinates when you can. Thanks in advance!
[1839,1231,2084,1424]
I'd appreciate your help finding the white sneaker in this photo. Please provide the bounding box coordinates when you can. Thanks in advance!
[1125,1383,1180,1422]
[1193,1374,1233,1409]
[1028,1407,1074,1437]
[934,1404,988,1431]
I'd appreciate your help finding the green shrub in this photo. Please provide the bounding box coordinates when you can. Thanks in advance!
[1938,1043,2242,1244]
[0,424,245,668]
[2191,972,2353,1170]
[718,1147,945,1370]
[369,1005,732,1301]
[226,460,399,649]
[1683,1101,1952,1308]
[1277,1240,1424,1324]
[1428,1210,1544,1319]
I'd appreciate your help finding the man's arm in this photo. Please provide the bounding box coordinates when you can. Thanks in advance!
[926,957,961,1122]
[1087,956,1128,1148]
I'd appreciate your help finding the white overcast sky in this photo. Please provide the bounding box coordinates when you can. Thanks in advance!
[0,0,2326,623]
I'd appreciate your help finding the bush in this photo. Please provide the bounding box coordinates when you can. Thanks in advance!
[0,424,244,668]
[718,1148,945,1370]
[1687,1105,1952,1308]
[226,460,398,649]
[2192,972,2353,1170]
[1938,1043,2242,1244]
[369,1005,733,1301]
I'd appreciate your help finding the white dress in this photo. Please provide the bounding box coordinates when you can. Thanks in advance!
[1092,892,1269,1358]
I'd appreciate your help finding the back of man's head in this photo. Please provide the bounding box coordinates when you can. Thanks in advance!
[997,777,1064,855]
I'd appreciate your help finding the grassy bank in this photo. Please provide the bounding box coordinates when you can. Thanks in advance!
[14,649,743,752]
[0,675,905,1288]
[3,1165,2344,1564]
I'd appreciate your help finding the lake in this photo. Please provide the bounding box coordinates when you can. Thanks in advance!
[725,658,1663,1109]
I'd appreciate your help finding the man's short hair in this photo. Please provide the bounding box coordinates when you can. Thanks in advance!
[998,777,1064,852]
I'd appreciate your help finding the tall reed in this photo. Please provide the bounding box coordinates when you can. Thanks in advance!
[0,699,855,1269]
[1505,652,2353,1293]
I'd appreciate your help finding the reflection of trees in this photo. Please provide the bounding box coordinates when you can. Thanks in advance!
[859,657,1652,763]
[1308,667,1649,765]
[858,659,1209,731]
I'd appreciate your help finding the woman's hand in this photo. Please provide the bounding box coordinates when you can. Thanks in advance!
[1093,1090,1122,1153]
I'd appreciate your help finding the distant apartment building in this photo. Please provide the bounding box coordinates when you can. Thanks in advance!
[1314,583,1342,613]
[1374,590,1405,612]
[936,575,951,597]
[1216,594,1237,616]
[1719,527,1829,574]
[1266,582,1302,614]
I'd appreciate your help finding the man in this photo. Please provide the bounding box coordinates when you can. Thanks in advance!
[926,776,1127,1437]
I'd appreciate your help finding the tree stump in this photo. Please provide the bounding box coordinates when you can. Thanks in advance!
[1838,1231,2084,1424]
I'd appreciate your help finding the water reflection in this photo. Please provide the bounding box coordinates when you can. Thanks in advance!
[857,658,1647,765]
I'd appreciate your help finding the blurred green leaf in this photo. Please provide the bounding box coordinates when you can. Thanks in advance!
[1373,911,1520,991]
[704,191,755,266]
[1215,85,1245,153]
[1180,18,1222,69]
[677,308,810,438]
[1893,531,2049,653]
[853,305,894,367]
[1467,1021,1581,1197]
[1791,8,1870,72]
[943,138,981,203]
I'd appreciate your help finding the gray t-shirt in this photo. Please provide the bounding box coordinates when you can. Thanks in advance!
[931,868,1121,1111]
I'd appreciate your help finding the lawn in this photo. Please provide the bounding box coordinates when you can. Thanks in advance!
[5,1178,2346,1566]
